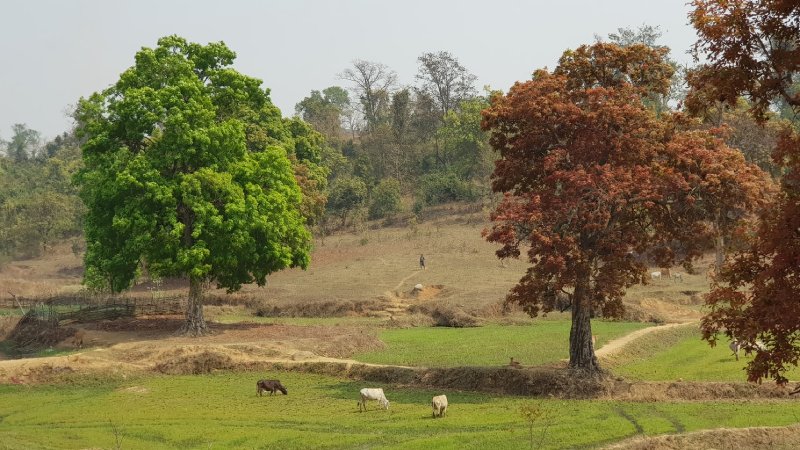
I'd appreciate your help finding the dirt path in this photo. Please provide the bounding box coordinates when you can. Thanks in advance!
[595,322,695,358]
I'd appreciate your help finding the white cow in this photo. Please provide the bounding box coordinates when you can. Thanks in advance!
[670,272,683,282]
[431,395,448,418]
[358,388,389,412]
[650,271,662,280]
[730,339,767,361]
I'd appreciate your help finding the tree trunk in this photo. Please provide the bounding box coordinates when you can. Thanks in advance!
[180,277,208,336]
[714,215,725,271]
[569,268,601,373]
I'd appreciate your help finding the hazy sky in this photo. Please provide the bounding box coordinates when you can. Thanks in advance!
[0,0,699,140]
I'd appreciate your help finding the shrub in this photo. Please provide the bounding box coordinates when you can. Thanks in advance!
[368,178,402,220]
[417,171,478,206]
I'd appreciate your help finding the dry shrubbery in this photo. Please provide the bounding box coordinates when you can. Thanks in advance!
[154,350,236,375]
[253,299,385,318]
[4,314,76,354]
[407,303,482,327]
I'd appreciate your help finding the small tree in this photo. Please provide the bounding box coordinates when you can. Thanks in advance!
[327,175,368,227]
[368,178,402,220]
[482,42,766,373]
[75,36,312,335]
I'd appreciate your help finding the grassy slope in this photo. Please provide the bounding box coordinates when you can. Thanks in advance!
[354,322,649,367]
[2,372,800,450]
[607,324,800,382]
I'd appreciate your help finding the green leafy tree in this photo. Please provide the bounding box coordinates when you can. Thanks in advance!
[74,36,312,335]
[368,178,402,220]
[437,97,492,179]
[4,124,41,162]
[295,87,350,143]
[327,175,367,227]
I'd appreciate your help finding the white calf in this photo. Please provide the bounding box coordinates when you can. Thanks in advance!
[432,395,448,418]
[358,388,389,412]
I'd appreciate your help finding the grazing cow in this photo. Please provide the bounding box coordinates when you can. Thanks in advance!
[358,388,389,411]
[650,271,662,280]
[72,329,86,349]
[256,379,288,396]
[729,339,767,361]
[670,272,683,282]
[431,395,448,418]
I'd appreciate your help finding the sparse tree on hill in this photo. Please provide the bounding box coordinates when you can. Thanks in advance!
[74,36,312,335]
[688,0,800,383]
[339,60,396,132]
[482,42,767,374]
[4,124,41,162]
[416,51,477,119]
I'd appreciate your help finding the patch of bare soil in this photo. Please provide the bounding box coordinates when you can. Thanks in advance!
[605,424,800,450]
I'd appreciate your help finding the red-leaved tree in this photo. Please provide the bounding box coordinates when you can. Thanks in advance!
[482,42,770,373]
[689,0,800,383]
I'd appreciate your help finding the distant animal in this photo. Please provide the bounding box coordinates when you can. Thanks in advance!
[729,339,767,361]
[670,272,683,282]
[729,340,741,361]
[358,388,390,411]
[72,329,86,349]
[650,271,662,280]
[431,395,448,418]
[509,357,522,369]
[256,379,288,396]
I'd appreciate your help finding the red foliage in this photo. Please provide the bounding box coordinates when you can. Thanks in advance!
[690,0,800,383]
[483,43,769,373]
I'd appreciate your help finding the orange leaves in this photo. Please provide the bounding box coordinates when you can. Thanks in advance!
[483,40,773,349]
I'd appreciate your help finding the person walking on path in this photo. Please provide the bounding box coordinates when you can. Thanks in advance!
[419,254,426,270]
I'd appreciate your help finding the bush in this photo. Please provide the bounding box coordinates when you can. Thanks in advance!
[368,178,402,220]
[407,304,482,327]
[417,171,479,206]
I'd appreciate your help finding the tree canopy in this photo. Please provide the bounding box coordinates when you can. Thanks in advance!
[688,0,800,383]
[75,35,315,335]
[482,42,768,373]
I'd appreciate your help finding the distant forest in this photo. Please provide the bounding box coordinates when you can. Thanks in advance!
[0,25,794,263]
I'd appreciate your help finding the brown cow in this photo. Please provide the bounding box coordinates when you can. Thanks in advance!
[256,379,288,396]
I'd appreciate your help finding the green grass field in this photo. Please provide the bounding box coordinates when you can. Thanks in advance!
[1,371,800,449]
[355,321,649,367]
[608,324,800,382]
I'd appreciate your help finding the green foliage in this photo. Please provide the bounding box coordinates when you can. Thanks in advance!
[74,35,311,293]
[0,134,84,259]
[327,175,368,225]
[417,170,479,206]
[368,178,402,219]
[436,97,493,178]
[3,124,41,162]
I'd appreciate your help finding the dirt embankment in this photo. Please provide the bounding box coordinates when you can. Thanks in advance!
[605,424,800,450]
